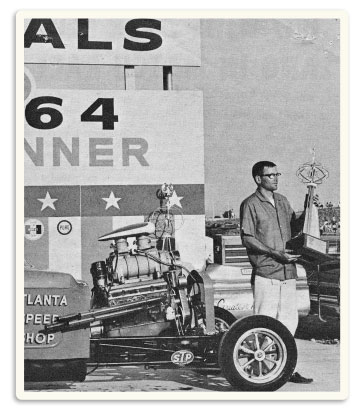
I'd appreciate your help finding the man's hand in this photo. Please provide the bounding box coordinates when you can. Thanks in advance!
[270,249,301,264]
[241,235,301,264]
[286,254,302,263]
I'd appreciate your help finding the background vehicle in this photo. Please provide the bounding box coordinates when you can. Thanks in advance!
[205,220,340,323]
[303,233,340,319]
[205,221,311,320]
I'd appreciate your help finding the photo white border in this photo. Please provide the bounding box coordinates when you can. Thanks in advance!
[15,8,349,401]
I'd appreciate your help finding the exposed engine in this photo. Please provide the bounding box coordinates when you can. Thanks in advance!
[36,198,298,391]
[38,220,298,391]
[90,222,206,338]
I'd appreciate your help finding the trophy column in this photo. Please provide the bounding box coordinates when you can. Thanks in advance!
[286,149,331,262]
[287,150,334,322]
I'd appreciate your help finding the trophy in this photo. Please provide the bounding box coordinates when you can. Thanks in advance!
[286,149,332,263]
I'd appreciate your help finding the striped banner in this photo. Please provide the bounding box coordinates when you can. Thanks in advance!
[25,184,204,217]
[25,184,205,282]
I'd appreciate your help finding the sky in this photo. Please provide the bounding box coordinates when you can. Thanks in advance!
[199,18,340,215]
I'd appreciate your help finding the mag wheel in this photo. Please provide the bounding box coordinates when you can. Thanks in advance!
[218,315,297,391]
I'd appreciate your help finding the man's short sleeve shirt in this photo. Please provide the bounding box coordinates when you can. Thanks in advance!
[240,189,297,280]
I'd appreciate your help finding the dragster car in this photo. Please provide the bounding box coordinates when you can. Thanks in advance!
[24,222,298,392]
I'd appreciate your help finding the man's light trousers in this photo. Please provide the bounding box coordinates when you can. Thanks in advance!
[253,275,298,336]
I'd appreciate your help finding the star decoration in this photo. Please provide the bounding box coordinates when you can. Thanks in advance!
[102,191,121,210]
[37,191,58,211]
[168,190,183,209]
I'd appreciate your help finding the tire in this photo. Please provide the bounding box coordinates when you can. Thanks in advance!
[218,315,297,392]
[214,306,236,331]
[24,359,87,382]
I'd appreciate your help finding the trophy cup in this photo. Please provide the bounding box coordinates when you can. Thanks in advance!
[286,150,332,263]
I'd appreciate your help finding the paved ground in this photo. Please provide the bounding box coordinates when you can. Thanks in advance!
[24,338,340,393]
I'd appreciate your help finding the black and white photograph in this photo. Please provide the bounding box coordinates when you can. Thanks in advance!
[16,9,347,400]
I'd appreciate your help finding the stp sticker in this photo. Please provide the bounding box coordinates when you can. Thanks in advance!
[57,220,72,235]
[24,219,44,241]
[171,350,194,366]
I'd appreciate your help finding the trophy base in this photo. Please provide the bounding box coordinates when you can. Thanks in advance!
[286,233,332,263]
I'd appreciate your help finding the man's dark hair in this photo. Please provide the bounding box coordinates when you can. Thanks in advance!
[252,161,277,180]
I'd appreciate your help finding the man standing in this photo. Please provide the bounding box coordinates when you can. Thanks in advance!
[240,161,313,384]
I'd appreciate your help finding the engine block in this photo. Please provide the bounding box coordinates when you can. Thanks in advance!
[89,222,200,337]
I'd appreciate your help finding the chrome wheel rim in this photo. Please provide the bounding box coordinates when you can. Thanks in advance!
[232,327,287,384]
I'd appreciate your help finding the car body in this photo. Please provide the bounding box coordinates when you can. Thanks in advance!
[206,233,311,319]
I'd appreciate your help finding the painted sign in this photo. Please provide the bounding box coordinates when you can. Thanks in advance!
[24,90,204,186]
[24,89,205,277]
[24,292,66,347]
[24,19,201,66]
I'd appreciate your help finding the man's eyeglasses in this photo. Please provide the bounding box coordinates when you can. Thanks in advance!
[260,173,282,180]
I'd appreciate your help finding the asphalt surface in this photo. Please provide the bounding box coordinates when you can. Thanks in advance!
[24,340,340,393]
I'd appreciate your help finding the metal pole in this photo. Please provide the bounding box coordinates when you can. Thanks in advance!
[163,66,173,90]
[124,66,135,90]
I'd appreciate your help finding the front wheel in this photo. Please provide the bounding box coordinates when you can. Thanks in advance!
[218,315,297,392]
